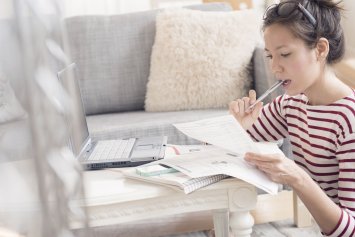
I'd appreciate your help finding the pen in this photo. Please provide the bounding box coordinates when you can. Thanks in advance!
[247,80,283,111]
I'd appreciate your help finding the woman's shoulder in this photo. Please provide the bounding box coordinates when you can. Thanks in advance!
[342,89,355,105]
[331,90,355,115]
[331,90,355,136]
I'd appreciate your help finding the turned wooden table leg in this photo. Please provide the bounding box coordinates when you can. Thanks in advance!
[228,186,257,237]
[230,210,254,237]
[213,209,229,237]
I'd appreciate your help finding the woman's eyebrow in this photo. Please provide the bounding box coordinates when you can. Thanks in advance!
[265,45,288,52]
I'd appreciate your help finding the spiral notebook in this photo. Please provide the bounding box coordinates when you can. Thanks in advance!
[122,168,228,194]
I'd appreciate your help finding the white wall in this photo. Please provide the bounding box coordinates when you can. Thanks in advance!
[120,0,151,13]
[0,0,13,19]
[1,0,354,57]
[63,0,121,16]
[61,0,265,16]
[342,0,355,57]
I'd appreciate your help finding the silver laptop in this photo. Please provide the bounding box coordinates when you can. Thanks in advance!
[57,63,167,170]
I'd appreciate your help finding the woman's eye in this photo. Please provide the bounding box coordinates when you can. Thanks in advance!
[266,55,272,59]
[281,53,291,57]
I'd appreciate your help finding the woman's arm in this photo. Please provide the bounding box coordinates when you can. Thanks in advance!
[293,139,355,237]
[244,150,355,236]
[291,168,342,235]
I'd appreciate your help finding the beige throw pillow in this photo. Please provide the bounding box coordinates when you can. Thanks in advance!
[145,9,261,112]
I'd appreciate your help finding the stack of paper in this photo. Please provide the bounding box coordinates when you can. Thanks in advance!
[171,115,282,194]
[159,146,279,194]
[124,115,282,195]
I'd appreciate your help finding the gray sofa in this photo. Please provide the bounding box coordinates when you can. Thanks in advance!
[64,3,280,146]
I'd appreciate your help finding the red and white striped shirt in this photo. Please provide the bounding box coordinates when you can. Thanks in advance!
[247,91,355,237]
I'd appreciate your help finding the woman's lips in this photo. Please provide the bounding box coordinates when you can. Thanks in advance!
[282,79,291,88]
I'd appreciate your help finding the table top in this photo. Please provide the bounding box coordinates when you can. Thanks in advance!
[0,145,251,209]
[0,146,256,233]
[83,167,248,206]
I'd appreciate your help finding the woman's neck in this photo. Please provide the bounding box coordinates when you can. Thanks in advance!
[304,66,352,106]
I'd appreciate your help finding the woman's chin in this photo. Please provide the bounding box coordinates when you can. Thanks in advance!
[284,89,300,97]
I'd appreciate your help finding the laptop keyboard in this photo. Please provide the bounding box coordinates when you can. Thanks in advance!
[88,138,136,161]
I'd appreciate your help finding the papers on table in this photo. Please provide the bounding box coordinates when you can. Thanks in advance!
[160,146,279,195]
[173,115,258,156]
[172,115,284,194]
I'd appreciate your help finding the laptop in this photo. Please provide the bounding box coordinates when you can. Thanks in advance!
[57,63,167,170]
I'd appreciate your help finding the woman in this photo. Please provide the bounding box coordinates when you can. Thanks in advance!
[229,0,355,236]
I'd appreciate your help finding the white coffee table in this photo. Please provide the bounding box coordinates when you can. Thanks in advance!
[80,168,258,237]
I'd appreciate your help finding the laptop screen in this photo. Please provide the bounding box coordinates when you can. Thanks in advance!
[57,63,90,157]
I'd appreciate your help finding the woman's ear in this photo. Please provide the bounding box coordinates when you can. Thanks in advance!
[316,37,329,61]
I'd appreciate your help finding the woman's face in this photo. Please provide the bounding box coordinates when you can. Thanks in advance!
[264,23,321,96]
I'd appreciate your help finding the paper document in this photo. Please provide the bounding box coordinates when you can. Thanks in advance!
[164,144,218,158]
[160,147,279,194]
[172,115,285,194]
[173,115,259,155]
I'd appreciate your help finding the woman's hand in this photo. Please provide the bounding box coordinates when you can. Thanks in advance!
[228,90,263,130]
[244,152,306,187]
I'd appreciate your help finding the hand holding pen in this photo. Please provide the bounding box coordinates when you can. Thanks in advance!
[229,80,283,130]
[247,80,283,111]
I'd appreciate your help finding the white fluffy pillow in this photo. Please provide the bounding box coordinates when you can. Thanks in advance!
[145,9,261,112]
[0,71,27,124]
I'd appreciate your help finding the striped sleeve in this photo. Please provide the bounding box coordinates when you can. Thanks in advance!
[325,133,355,237]
[247,95,288,142]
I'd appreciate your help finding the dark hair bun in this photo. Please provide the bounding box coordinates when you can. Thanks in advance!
[311,0,345,63]
[263,0,345,64]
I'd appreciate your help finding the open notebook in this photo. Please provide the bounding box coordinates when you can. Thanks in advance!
[123,167,228,194]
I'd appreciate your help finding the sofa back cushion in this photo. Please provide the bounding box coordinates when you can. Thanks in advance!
[64,3,233,115]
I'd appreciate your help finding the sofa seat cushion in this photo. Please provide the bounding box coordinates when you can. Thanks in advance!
[87,109,228,145]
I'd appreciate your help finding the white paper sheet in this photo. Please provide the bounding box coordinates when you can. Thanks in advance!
[172,115,285,194]
[173,115,258,156]
[160,147,279,195]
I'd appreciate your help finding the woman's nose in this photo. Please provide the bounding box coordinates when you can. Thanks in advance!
[271,59,283,75]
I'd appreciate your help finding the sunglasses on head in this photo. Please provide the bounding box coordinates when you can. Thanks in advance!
[265,1,317,27]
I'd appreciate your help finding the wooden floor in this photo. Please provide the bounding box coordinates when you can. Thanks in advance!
[164,219,322,237]
[253,219,322,237]
[87,211,322,237]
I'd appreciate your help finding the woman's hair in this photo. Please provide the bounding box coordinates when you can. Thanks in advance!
[263,0,345,64]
